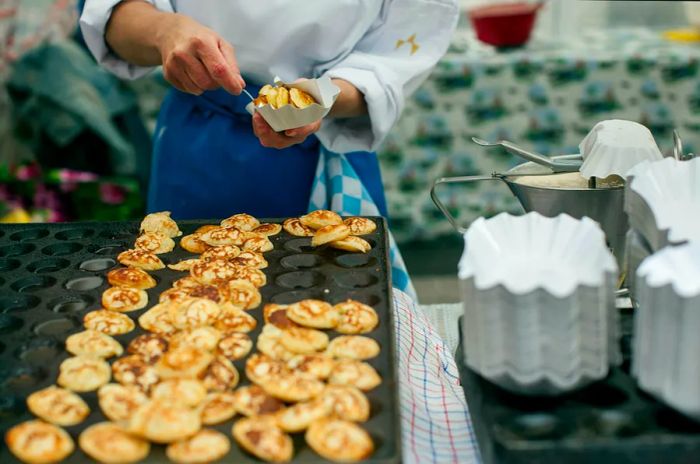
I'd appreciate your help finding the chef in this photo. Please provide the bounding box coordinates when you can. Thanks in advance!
[80,0,459,219]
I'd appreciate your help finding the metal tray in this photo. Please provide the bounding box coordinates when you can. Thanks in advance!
[455,309,700,464]
[0,219,400,463]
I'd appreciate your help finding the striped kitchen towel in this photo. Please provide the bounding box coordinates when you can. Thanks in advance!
[393,289,480,464]
[309,147,417,300]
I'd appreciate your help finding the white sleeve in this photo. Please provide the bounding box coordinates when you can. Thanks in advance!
[315,0,458,154]
[79,0,175,80]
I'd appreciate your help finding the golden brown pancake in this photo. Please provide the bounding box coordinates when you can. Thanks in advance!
[117,249,165,271]
[170,326,222,352]
[199,226,249,247]
[200,392,237,425]
[138,303,177,335]
[282,218,315,237]
[57,356,111,392]
[167,258,201,271]
[179,233,211,254]
[200,244,241,262]
[166,429,230,464]
[229,266,267,288]
[312,224,351,247]
[168,297,221,330]
[328,360,382,391]
[232,416,293,463]
[277,397,331,433]
[330,236,372,253]
[79,422,150,464]
[256,324,296,361]
[152,378,207,407]
[220,213,260,231]
[27,386,90,426]
[83,310,135,336]
[290,87,316,109]
[140,211,181,237]
[156,346,214,380]
[327,335,381,360]
[201,355,240,392]
[217,332,253,360]
[65,330,124,359]
[135,231,175,254]
[245,353,289,385]
[263,304,299,329]
[172,276,202,289]
[279,326,329,354]
[101,286,148,312]
[159,287,193,304]
[112,354,160,394]
[300,210,343,229]
[287,299,339,329]
[127,333,169,363]
[305,418,374,462]
[252,223,282,236]
[343,217,377,236]
[107,267,156,289]
[128,400,201,444]
[242,235,274,253]
[6,420,74,464]
[322,385,371,422]
[98,383,149,422]
[229,251,268,269]
[227,279,261,310]
[214,304,258,333]
[285,354,334,380]
[190,258,239,285]
[232,385,285,417]
[334,300,379,334]
[259,370,325,403]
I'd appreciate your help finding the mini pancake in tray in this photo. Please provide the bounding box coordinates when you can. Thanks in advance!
[107,267,157,289]
[6,419,75,464]
[79,422,150,464]
[27,386,90,426]
[167,429,231,464]
[83,309,135,336]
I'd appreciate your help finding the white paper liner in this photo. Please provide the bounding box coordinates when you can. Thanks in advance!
[578,119,663,179]
[458,212,618,297]
[245,75,340,132]
[628,157,700,246]
[637,242,700,297]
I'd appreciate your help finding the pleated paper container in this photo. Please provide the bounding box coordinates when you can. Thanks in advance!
[246,75,340,132]
[459,212,619,396]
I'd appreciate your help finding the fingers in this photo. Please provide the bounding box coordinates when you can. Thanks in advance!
[284,120,321,138]
[253,113,321,149]
[194,36,244,95]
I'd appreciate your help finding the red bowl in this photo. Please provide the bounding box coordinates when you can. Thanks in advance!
[468,2,543,48]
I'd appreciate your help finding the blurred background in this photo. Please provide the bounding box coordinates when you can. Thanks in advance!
[2,0,700,302]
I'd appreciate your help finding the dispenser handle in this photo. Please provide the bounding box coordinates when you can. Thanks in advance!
[430,175,507,234]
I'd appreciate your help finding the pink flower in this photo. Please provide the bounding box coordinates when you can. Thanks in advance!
[15,164,41,180]
[100,183,127,205]
[58,169,98,183]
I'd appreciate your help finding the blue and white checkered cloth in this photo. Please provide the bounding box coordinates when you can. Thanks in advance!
[309,148,417,300]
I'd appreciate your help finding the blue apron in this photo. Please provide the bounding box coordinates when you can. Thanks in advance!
[147,85,387,219]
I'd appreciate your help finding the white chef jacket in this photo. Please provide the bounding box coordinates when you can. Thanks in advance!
[80,0,458,154]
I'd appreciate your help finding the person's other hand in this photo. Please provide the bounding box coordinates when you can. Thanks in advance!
[252,112,321,149]
[157,14,245,95]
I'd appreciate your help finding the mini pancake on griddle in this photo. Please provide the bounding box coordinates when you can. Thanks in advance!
[79,422,150,464]
[139,303,177,335]
[287,299,339,329]
[231,385,285,417]
[252,223,282,236]
[156,345,214,380]
[330,236,372,253]
[190,258,239,284]
[328,360,382,391]
[200,392,237,425]
[256,324,296,361]
[128,400,201,444]
[135,231,175,254]
[300,210,343,229]
[180,233,211,254]
[27,386,90,426]
[242,235,274,253]
[322,385,371,422]
[263,304,299,329]
[199,226,249,247]
[112,354,160,394]
[168,258,202,271]
[166,429,230,464]
[277,397,331,433]
[140,211,181,237]
[285,353,334,380]
[152,378,207,407]
[6,420,75,464]
[168,297,221,330]
[229,266,267,288]
[200,244,241,261]
[65,330,123,359]
[283,218,315,237]
[229,250,268,269]
[311,223,351,247]
[327,335,380,360]
[200,355,240,392]
[221,213,260,231]
[305,418,374,462]
[101,286,148,312]
[217,332,253,360]
[170,326,222,352]
[127,333,169,363]
[117,248,165,271]
[259,370,325,403]
[226,279,261,310]
[214,304,257,333]
[232,416,293,463]
[334,299,379,334]
[279,326,329,354]
[245,353,289,386]
[343,217,377,235]
[58,356,111,392]
[83,309,135,336]
[98,383,149,422]
[107,267,156,289]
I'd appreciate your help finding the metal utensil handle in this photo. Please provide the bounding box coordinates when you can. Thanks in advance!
[430,175,507,234]
[672,129,683,161]
[472,137,556,170]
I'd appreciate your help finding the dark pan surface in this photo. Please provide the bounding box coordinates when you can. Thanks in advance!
[0,219,400,463]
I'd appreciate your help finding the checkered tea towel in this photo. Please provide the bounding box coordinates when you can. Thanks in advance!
[393,289,480,464]
[309,148,417,300]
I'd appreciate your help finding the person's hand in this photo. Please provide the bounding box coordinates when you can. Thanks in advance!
[252,112,321,149]
[156,13,245,95]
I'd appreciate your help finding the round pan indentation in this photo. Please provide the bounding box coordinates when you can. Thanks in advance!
[80,258,116,271]
[99,230,136,240]
[283,238,314,253]
[15,339,63,364]
[0,395,23,420]
[0,315,23,334]
[0,366,46,391]
[88,243,126,255]
[0,294,41,313]
[0,243,36,257]
[335,254,378,269]
[280,254,324,270]
[34,318,78,336]
[42,242,82,256]
[48,295,93,312]
[270,290,326,304]
[506,413,565,440]
[55,228,95,240]
[275,271,325,290]
[10,276,56,293]
[10,229,49,242]
[65,276,104,291]
[332,272,379,289]
[0,258,21,272]
[26,258,71,274]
